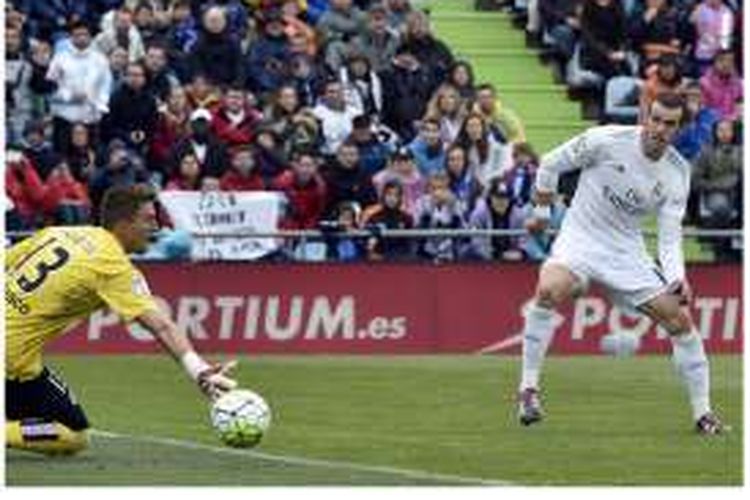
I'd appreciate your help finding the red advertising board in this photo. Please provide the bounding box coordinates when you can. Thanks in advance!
[48,263,742,355]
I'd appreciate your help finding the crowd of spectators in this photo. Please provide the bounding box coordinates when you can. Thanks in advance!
[4,0,742,263]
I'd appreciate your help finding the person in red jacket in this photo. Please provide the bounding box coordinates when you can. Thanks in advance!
[6,150,46,230]
[220,145,266,191]
[272,149,327,229]
[165,151,203,191]
[41,160,91,225]
[149,85,192,182]
[211,84,263,148]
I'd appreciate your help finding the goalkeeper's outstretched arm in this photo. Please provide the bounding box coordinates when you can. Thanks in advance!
[136,310,238,399]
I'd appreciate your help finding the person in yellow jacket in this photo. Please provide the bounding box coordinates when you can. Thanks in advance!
[473,82,526,144]
[6,185,237,455]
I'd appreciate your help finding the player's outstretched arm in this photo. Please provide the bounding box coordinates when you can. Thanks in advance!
[136,310,238,399]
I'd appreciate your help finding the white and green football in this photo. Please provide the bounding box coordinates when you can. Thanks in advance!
[210,389,271,448]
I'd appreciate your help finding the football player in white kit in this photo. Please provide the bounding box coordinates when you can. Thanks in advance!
[516,93,724,434]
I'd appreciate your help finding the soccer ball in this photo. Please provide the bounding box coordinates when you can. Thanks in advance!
[210,389,271,448]
[599,331,641,357]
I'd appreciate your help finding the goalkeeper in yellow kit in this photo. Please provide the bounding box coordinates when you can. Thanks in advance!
[5,184,237,455]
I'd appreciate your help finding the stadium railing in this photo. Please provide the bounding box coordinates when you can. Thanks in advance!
[5,228,743,262]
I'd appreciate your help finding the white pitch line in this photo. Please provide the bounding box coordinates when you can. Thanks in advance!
[91,429,512,486]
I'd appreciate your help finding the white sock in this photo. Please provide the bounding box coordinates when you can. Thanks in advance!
[670,331,711,420]
[519,302,558,391]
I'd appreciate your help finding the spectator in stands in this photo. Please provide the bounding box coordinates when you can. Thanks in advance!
[639,54,684,122]
[211,84,263,148]
[692,118,742,225]
[447,60,476,100]
[407,118,446,177]
[312,79,363,155]
[522,193,567,262]
[255,126,289,184]
[149,85,192,181]
[144,43,180,103]
[289,110,324,157]
[203,0,250,44]
[107,46,130,88]
[473,83,526,144]
[414,171,466,262]
[185,72,222,109]
[690,0,735,74]
[273,149,328,229]
[265,84,302,141]
[385,0,412,29]
[188,5,243,86]
[319,0,367,71]
[96,7,146,63]
[27,37,55,110]
[166,0,200,79]
[673,81,720,162]
[22,0,88,42]
[399,10,454,84]
[579,0,630,78]
[362,179,415,261]
[445,144,480,216]
[170,108,230,179]
[465,178,526,261]
[505,142,538,208]
[352,3,401,73]
[6,150,46,230]
[45,20,112,153]
[629,0,682,72]
[284,2,318,57]
[700,48,743,121]
[372,147,425,217]
[323,201,367,262]
[105,61,158,155]
[349,114,393,177]
[133,2,165,49]
[5,22,33,147]
[339,52,384,119]
[424,83,468,145]
[245,8,290,97]
[379,45,434,142]
[41,159,90,225]
[21,119,58,180]
[288,53,322,107]
[88,140,148,213]
[455,112,512,190]
[538,0,582,63]
[65,123,98,183]
[220,145,266,191]
[322,140,378,217]
[166,151,203,191]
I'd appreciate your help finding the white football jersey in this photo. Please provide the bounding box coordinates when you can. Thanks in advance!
[536,125,691,284]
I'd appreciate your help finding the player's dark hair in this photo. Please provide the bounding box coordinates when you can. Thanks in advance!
[100,184,157,230]
[652,91,687,125]
[654,91,685,111]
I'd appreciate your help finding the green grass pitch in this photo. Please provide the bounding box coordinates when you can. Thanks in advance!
[6,354,742,485]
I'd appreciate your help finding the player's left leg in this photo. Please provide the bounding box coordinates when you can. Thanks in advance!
[639,294,724,434]
[6,367,90,454]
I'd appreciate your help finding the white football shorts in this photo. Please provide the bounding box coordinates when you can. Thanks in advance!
[546,232,670,311]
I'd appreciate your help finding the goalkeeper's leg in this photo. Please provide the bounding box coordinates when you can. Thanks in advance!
[6,367,90,455]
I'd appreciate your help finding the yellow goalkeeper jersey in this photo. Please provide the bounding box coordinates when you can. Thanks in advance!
[5,226,158,381]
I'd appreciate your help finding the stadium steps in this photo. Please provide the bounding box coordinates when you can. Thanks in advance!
[425,0,595,152]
